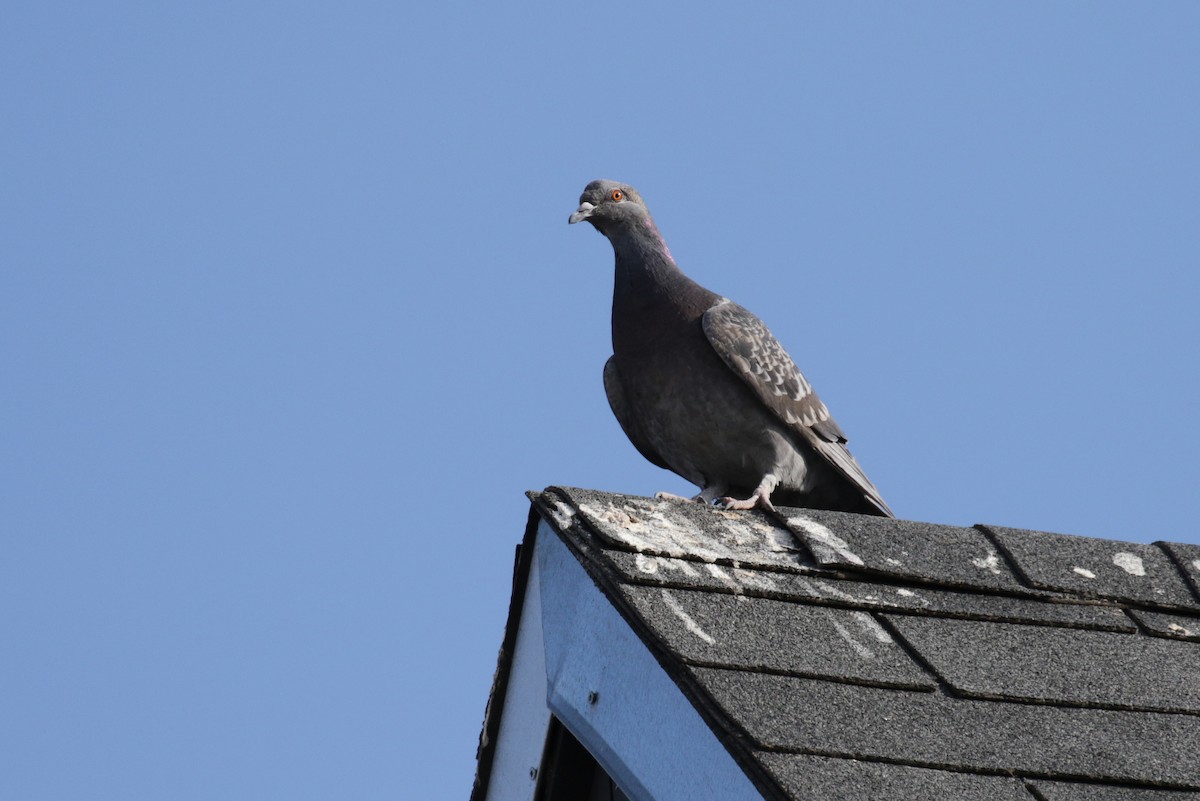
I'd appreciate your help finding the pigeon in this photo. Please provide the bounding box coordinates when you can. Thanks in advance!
[569,179,893,517]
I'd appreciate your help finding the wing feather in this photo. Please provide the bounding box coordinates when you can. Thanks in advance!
[702,300,892,516]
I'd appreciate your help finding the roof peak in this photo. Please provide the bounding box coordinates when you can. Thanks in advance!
[533,485,1200,616]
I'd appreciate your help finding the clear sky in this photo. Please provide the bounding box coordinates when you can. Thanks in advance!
[3,3,1198,799]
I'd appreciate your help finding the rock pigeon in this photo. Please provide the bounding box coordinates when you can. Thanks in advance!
[569,179,893,517]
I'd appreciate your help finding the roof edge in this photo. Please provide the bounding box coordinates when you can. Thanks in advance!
[468,502,542,801]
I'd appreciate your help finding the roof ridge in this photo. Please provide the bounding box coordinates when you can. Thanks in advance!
[538,486,1200,611]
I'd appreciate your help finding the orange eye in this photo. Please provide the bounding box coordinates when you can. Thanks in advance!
[611,189,624,201]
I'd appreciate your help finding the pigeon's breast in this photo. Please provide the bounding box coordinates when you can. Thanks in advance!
[614,321,812,494]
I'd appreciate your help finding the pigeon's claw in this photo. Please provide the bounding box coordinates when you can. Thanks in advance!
[717,494,776,512]
[716,475,779,513]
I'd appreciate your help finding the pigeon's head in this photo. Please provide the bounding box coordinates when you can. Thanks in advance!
[568,179,652,235]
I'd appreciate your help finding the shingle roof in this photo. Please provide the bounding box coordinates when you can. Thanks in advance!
[527,486,1200,799]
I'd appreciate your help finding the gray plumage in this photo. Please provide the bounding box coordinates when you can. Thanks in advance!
[569,179,893,516]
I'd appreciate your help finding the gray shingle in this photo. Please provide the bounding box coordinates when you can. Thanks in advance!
[985,525,1196,608]
[781,509,1025,592]
[602,550,1135,631]
[554,486,815,572]
[756,753,1030,801]
[1128,608,1200,642]
[692,667,1200,787]
[1035,782,1200,800]
[1159,541,1200,601]
[887,615,1200,713]
[619,585,936,690]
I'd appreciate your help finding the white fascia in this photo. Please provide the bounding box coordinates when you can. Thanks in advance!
[536,519,764,801]
[484,545,550,801]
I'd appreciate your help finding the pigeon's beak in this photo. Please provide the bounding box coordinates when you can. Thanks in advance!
[568,202,595,225]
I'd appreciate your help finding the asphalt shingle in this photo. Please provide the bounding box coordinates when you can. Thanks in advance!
[691,667,1200,787]
[1128,608,1200,642]
[1159,541,1200,601]
[781,509,1025,593]
[602,550,1135,631]
[619,585,936,690]
[887,615,1200,713]
[554,486,816,572]
[756,753,1031,801]
[1035,782,1200,800]
[985,525,1196,608]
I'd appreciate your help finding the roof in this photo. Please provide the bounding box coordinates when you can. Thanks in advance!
[474,486,1200,800]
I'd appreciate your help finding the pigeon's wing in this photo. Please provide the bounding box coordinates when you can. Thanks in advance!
[603,356,671,471]
[702,300,893,516]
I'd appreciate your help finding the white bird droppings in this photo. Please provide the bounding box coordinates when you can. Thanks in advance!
[853,611,894,644]
[895,588,915,597]
[1112,552,1146,577]
[577,498,805,571]
[635,553,700,578]
[731,568,779,591]
[1193,559,1200,572]
[806,579,859,603]
[703,563,745,594]
[1072,567,1097,579]
[548,500,577,531]
[971,551,1003,575]
[660,590,715,645]
[830,619,875,660]
[1168,622,1195,637]
[787,515,865,566]
[635,553,658,574]
[705,563,730,580]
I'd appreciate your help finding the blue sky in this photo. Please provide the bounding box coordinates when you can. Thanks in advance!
[3,3,1198,799]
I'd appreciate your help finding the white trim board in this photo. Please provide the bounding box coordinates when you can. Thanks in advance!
[484,545,550,801]
[536,520,763,801]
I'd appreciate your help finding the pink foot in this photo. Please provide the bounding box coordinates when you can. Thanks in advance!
[717,474,779,512]
[717,492,776,512]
